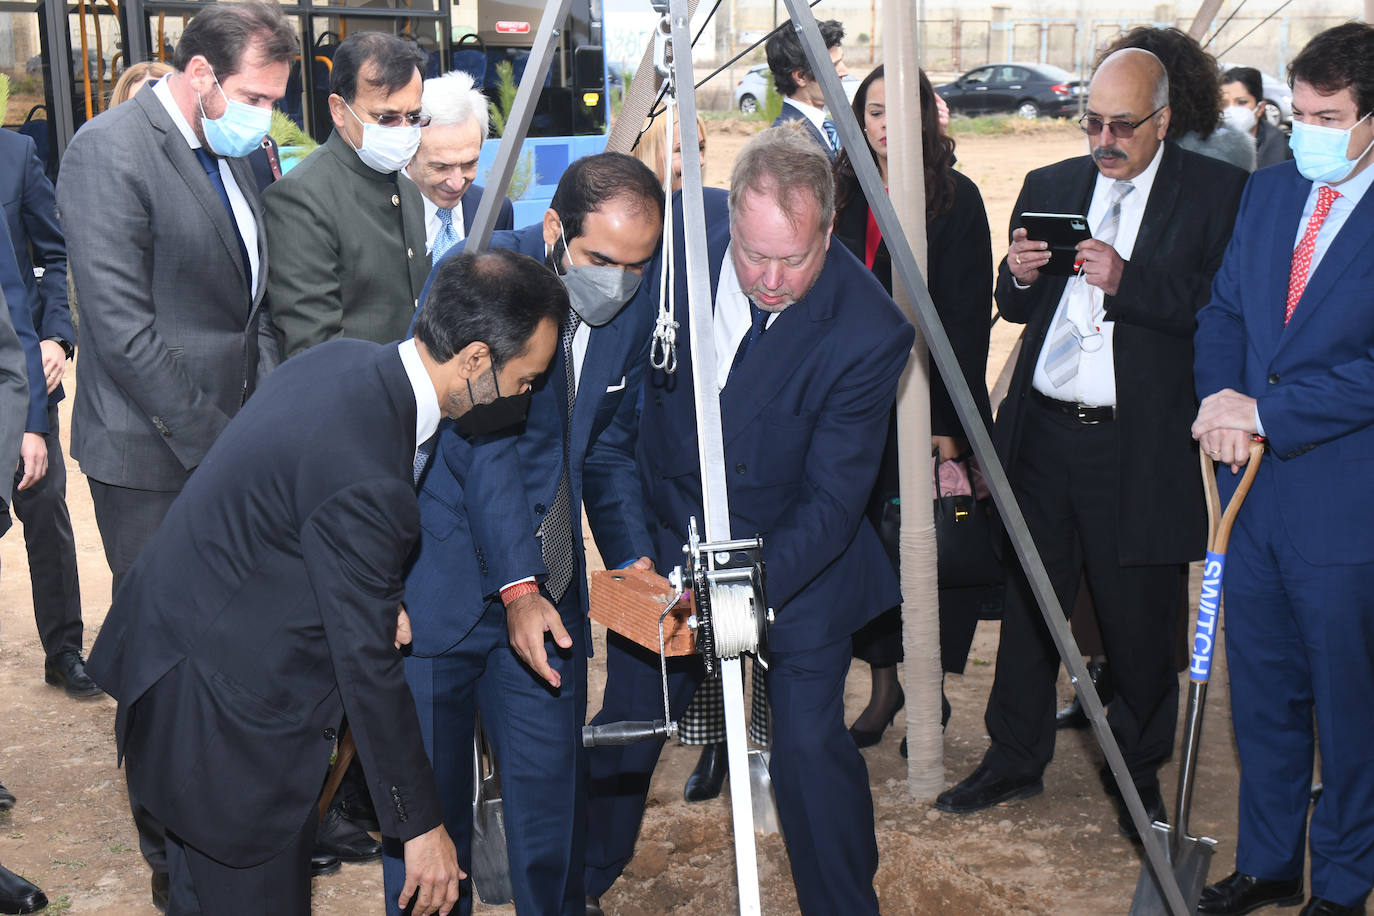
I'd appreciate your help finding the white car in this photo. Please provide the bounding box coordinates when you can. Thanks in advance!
[733,63,859,114]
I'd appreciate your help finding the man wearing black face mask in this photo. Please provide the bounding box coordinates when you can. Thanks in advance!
[386,152,664,916]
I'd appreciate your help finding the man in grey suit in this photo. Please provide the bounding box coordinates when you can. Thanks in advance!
[264,33,430,357]
[56,3,298,908]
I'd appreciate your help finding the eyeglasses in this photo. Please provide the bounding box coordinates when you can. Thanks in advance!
[368,110,431,129]
[1078,105,1165,139]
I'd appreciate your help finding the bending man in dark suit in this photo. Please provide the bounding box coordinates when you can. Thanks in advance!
[584,126,914,915]
[406,69,514,262]
[55,3,299,905]
[1192,23,1374,916]
[387,152,663,916]
[86,248,563,915]
[0,127,90,697]
[935,49,1247,836]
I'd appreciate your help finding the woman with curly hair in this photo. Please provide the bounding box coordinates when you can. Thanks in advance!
[833,66,997,747]
[1101,26,1256,171]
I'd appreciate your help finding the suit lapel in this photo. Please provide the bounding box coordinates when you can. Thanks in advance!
[225,155,266,320]
[1260,173,1310,354]
[139,92,252,303]
[1278,179,1374,349]
[570,317,625,466]
[1130,143,1183,261]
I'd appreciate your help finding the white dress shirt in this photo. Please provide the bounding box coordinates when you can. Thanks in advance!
[712,244,779,391]
[152,76,261,293]
[408,171,467,255]
[783,98,837,153]
[1031,142,1165,407]
[398,338,440,462]
[1295,157,1374,278]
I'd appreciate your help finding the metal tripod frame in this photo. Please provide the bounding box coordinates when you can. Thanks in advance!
[778,2,1191,914]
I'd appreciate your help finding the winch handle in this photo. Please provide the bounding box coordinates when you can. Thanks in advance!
[582,720,672,747]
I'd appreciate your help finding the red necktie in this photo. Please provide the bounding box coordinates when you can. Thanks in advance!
[1285,185,1340,326]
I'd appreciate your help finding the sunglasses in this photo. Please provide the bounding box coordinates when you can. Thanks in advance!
[1078,105,1165,139]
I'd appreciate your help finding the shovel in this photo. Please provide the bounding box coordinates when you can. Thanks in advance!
[469,716,515,906]
[1129,439,1265,915]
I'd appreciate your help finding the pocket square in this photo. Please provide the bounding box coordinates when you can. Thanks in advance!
[605,377,627,393]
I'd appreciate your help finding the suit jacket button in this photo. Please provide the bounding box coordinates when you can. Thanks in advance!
[1267,373,1280,385]
[735,463,746,474]
[391,194,400,207]
[323,727,336,741]
[535,503,546,514]
[407,247,414,259]
[660,520,671,530]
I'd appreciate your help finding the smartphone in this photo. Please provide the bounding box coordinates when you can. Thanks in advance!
[1019,212,1092,277]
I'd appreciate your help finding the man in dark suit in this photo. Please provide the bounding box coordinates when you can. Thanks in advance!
[0,127,90,697]
[406,69,514,261]
[264,33,430,358]
[584,127,913,915]
[765,18,848,160]
[0,278,50,916]
[86,248,564,915]
[55,3,299,905]
[386,152,663,916]
[934,49,1247,835]
[1192,24,1374,916]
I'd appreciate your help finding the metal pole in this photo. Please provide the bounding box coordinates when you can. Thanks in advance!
[42,0,78,158]
[1186,0,1225,40]
[465,0,574,252]
[782,0,1193,913]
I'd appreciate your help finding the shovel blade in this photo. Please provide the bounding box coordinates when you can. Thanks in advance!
[470,790,516,906]
[747,749,781,835]
[1129,822,1217,916]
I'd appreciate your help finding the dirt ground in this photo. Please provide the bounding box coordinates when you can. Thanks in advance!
[0,120,1252,914]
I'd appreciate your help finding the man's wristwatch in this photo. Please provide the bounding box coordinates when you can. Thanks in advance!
[46,336,74,359]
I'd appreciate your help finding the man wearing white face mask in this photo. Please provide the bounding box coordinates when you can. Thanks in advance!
[1193,23,1374,916]
[55,4,298,907]
[263,32,430,360]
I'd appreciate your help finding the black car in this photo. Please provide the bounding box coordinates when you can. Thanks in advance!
[936,63,1084,119]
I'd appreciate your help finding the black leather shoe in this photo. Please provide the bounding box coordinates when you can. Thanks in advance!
[1116,783,1167,842]
[1056,660,1113,729]
[314,801,382,862]
[1198,871,1305,915]
[0,864,46,915]
[934,761,1043,813]
[586,895,605,916]
[1299,896,1367,915]
[849,688,905,748]
[151,871,169,913]
[0,783,14,812]
[44,650,102,698]
[310,851,342,877]
[684,742,727,803]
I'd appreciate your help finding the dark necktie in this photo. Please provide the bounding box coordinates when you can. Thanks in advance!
[729,302,771,379]
[193,147,252,288]
[540,309,581,603]
[413,433,436,487]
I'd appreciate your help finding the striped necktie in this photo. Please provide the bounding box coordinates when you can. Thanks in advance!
[539,309,581,603]
[1042,180,1135,387]
[433,207,460,261]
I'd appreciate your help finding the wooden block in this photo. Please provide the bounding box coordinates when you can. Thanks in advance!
[588,567,695,656]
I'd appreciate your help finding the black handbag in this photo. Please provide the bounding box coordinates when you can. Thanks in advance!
[933,452,1005,590]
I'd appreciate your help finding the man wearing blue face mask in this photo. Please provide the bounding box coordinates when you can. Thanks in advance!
[55,3,298,908]
[385,152,665,916]
[1193,22,1374,916]
[263,32,430,361]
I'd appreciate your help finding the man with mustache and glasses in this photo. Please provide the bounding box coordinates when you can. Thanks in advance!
[935,48,1246,839]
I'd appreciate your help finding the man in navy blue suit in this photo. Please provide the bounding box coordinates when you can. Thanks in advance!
[406,69,514,262]
[0,128,91,697]
[383,152,664,916]
[1192,23,1374,916]
[584,126,913,915]
[765,18,848,161]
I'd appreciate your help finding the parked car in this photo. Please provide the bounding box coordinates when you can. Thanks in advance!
[1218,61,1292,127]
[733,63,859,114]
[935,63,1084,119]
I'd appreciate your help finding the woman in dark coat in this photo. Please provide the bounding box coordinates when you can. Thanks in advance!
[834,66,997,745]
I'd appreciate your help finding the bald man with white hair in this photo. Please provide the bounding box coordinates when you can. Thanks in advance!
[407,70,513,258]
[934,48,1248,838]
